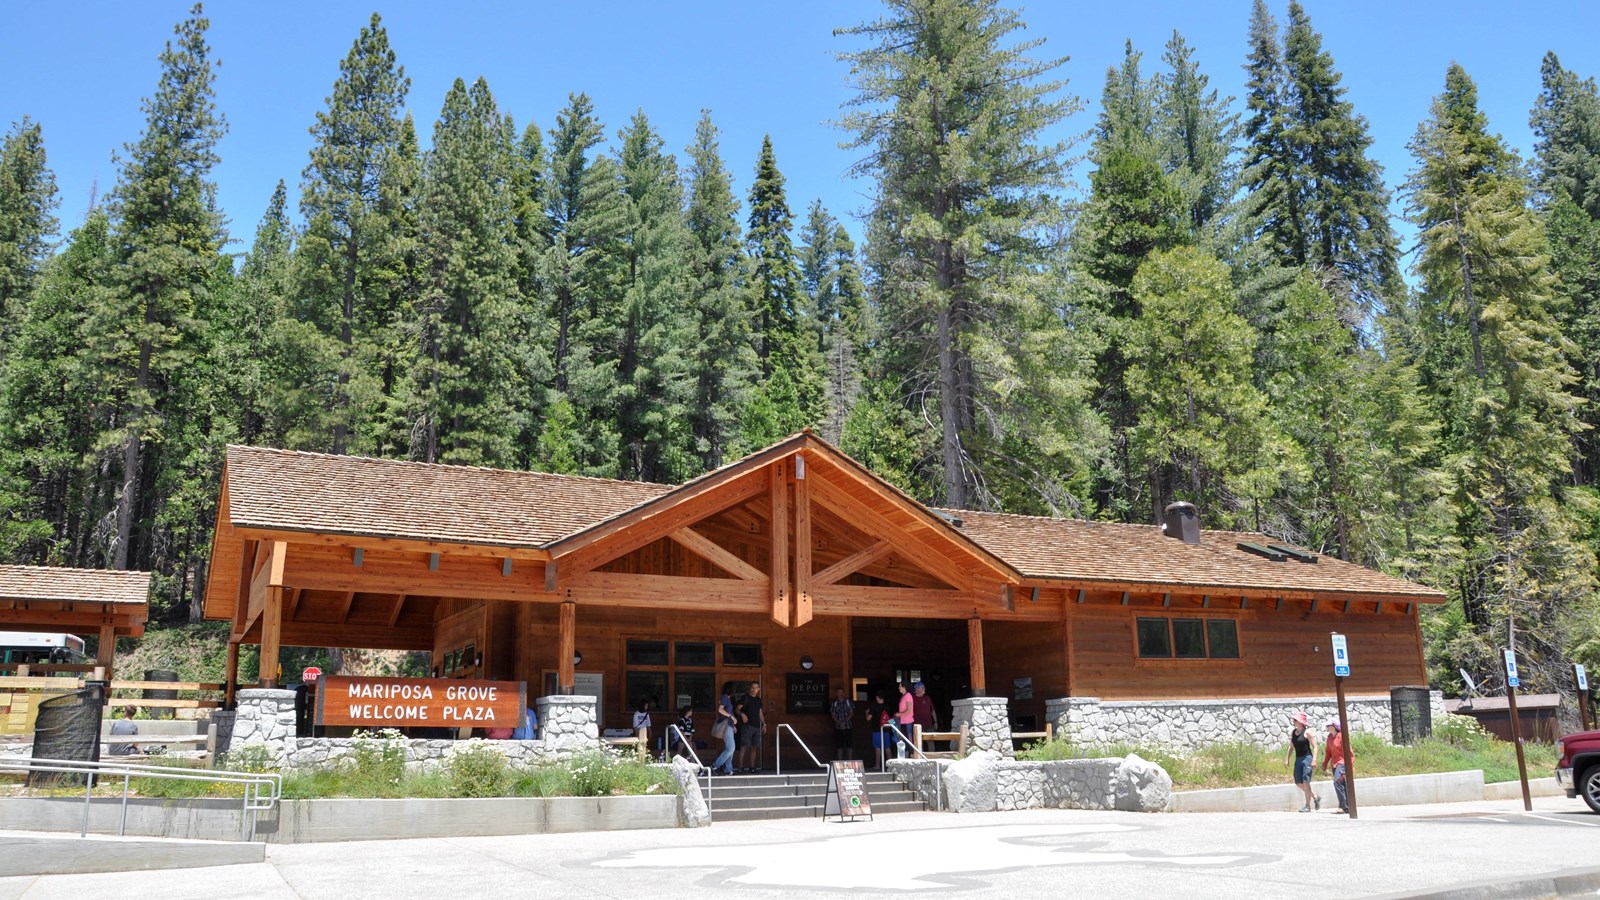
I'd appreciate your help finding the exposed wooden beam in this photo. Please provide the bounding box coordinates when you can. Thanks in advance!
[558,601,576,693]
[770,462,791,628]
[335,591,356,624]
[286,587,304,621]
[260,585,284,688]
[387,594,407,627]
[667,527,766,582]
[808,475,975,592]
[232,527,551,562]
[812,540,893,586]
[274,623,434,652]
[563,572,767,613]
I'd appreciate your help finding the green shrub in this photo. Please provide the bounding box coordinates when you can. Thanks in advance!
[445,746,510,798]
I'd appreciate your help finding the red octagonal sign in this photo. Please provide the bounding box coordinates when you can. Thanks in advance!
[302,666,323,684]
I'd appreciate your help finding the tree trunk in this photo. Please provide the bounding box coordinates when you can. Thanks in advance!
[938,301,964,509]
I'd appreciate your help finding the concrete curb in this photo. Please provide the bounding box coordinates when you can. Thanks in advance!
[1371,865,1600,900]
[1171,771,1564,813]
[0,830,264,876]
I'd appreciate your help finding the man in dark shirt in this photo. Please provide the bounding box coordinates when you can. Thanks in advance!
[735,680,765,773]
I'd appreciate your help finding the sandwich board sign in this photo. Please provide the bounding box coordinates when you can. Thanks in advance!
[823,759,873,822]
[1504,650,1520,689]
[1330,633,1350,678]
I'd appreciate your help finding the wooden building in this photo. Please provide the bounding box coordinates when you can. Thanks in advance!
[202,433,1444,750]
[0,564,151,679]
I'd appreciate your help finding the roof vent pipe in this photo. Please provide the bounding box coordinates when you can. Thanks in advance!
[1164,502,1201,544]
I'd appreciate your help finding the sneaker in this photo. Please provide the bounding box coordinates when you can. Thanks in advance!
[1299,806,1310,813]
[1313,796,1321,811]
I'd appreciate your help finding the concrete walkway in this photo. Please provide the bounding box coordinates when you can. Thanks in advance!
[0,796,1595,899]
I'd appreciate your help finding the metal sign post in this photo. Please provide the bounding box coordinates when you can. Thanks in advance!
[1330,632,1356,818]
[1502,648,1531,811]
[1576,664,1592,732]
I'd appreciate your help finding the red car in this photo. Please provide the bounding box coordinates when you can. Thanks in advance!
[1556,729,1600,813]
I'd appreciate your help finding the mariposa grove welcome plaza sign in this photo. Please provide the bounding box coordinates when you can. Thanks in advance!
[315,676,526,728]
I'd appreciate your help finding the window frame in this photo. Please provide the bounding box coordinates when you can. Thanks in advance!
[1131,613,1244,664]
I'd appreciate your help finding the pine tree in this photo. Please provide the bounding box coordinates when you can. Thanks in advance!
[1530,52,1600,217]
[1154,32,1237,233]
[411,78,523,467]
[295,12,410,454]
[1125,246,1285,525]
[1238,0,1298,265]
[614,110,692,482]
[217,181,293,446]
[741,135,822,448]
[1406,63,1591,690]
[0,117,58,352]
[837,0,1089,510]
[96,4,228,571]
[681,111,754,470]
[1096,41,1157,159]
[540,93,628,476]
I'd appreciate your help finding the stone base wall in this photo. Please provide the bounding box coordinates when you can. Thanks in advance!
[951,697,1013,756]
[888,751,1169,813]
[224,689,601,771]
[1046,692,1448,753]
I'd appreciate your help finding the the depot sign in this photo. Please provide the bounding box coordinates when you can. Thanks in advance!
[315,676,526,729]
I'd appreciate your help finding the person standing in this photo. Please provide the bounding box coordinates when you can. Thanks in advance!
[712,682,737,775]
[1321,719,1350,813]
[736,680,766,773]
[911,682,937,750]
[867,689,892,771]
[829,688,855,761]
[894,682,915,759]
[1286,711,1319,812]
[670,704,696,760]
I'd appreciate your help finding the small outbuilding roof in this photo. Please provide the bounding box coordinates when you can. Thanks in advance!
[0,564,151,638]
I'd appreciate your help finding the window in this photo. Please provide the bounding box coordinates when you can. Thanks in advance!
[1136,617,1240,660]
[1171,619,1206,659]
[1135,618,1171,658]
[675,642,715,668]
[1206,619,1240,659]
[626,671,668,713]
[722,643,763,667]
[675,672,716,711]
[626,640,669,666]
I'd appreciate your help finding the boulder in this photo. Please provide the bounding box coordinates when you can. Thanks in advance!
[943,749,1000,813]
[670,756,711,827]
[1113,753,1173,812]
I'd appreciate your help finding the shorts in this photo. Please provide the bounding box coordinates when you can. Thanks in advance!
[833,727,853,749]
[1293,756,1313,784]
[739,725,762,748]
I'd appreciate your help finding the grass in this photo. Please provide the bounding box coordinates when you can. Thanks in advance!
[1016,716,1559,790]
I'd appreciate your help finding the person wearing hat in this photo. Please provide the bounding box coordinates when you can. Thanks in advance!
[1285,711,1319,812]
[1321,718,1349,813]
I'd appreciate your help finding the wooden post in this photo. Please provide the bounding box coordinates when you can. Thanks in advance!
[794,456,813,628]
[1503,651,1532,811]
[1334,673,1357,818]
[1576,664,1593,732]
[96,621,116,682]
[223,640,240,708]
[968,618,986,697]
[558,601,576,693]
[259,585,283,688]
[769,462,790,628]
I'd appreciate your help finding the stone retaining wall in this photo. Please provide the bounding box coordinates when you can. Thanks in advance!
[1045,693,1448,753]
[888,750,1170,813]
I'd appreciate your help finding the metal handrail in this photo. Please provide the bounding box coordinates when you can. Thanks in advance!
[0,756,282,841]
[663,723,712,821]
[774,722,827,776]
[879,722,944,811]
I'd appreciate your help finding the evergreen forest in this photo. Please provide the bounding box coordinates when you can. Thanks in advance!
[3,1,1599,695]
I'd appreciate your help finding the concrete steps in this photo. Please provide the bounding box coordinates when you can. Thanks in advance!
[697,771,924,821]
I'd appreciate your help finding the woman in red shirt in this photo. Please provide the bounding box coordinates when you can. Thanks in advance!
[1322,719,1350,813]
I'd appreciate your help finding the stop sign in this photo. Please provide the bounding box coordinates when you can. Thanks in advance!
[302,666,322,684]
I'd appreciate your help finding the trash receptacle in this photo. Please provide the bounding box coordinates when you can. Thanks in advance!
[29,684,106,787]
[143,668,179,720]
[1390,685,1433,745]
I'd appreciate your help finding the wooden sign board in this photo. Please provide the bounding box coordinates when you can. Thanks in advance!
[315,676,526,729]
[823,759,873,821]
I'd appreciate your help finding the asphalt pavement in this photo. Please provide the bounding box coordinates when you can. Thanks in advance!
[0,795,1596,899]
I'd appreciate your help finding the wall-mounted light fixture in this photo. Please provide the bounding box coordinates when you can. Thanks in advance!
[573,650,583,666]
[474,651,484,668]
[800,655,814,670]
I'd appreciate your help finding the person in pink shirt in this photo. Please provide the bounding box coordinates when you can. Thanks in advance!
[895,682,915,759]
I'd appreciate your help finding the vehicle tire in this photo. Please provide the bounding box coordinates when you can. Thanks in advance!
[1582,763,1600,815]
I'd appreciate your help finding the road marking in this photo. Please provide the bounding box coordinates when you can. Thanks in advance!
[1522,813,1599,827]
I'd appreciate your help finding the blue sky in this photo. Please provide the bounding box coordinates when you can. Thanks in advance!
[5,1,1599,267]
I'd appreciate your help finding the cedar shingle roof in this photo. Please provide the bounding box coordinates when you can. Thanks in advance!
[220,443,1444,601]
[0,565,152,605]
[950,509,1443,600]
[225,446,672,548]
